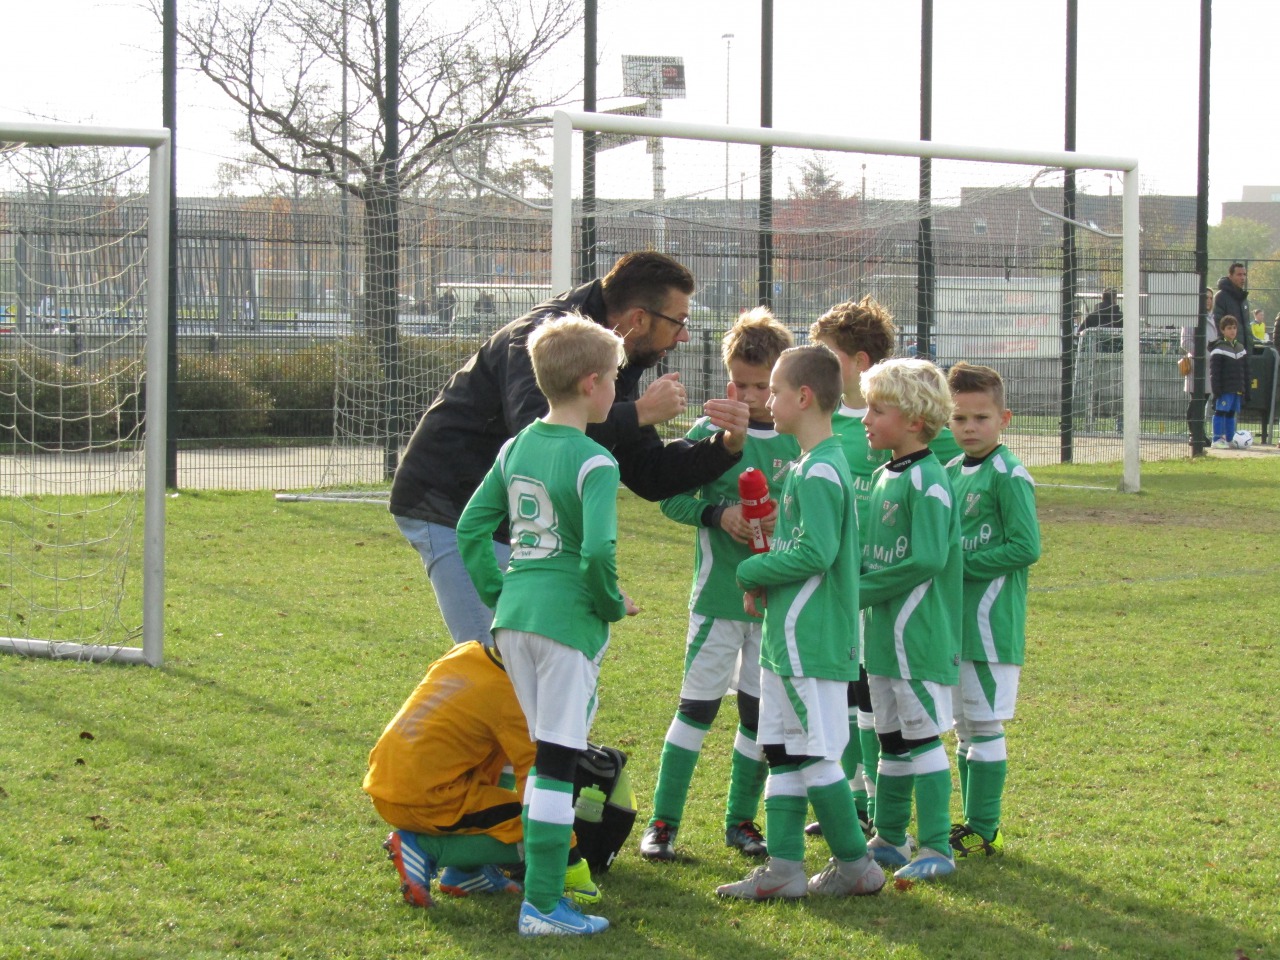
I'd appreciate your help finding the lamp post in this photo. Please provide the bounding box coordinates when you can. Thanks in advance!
[722,32,734,199]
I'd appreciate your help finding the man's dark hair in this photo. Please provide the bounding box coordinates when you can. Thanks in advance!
[600,252,695,315]
[1230,262,1246,275]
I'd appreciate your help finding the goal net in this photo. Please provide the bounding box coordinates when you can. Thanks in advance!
[0,122,169,666]
[296,111,1194,502]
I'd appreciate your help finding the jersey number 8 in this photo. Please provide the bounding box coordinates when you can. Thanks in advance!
[509,476,562,559]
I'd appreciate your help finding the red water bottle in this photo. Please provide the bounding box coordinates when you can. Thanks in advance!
[738,467,773,554]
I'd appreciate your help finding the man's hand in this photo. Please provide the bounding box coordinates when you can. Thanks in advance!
[635,372,687,427]
[622,591,641,616]
[704,381,751,454]
[719,502,778,544]
[743,587,766,618]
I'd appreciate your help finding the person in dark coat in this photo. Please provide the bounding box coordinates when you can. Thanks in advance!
[391,252,750,646]
[1214,262,1255,355]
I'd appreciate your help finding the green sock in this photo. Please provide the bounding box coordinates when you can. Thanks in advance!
[859,720,880,824]
[649,713,710,829]
[418,832,521,870]
[956,742,970,820]
[762,766,807,862]
[910,742,954,854]
[724,724,767,829]
[841,710,869,817]
[807,775,868,861]
[965,734,1008,840]
[523,774,574,913]
[873,752,914,846]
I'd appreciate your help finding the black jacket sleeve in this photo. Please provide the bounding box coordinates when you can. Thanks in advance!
[586,415,741,502]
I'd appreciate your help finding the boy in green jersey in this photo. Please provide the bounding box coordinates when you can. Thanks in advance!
[944,363,1040,859]
[458,314,634,937]
[859,357,962,881]
[640,309,799,863]
[809,296,896,831]
[716,345,885,901]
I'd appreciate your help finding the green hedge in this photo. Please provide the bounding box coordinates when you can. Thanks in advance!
[0,335,486,450]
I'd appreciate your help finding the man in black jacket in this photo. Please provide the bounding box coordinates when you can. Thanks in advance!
[391,251,750,646]
[1214,262,1255,355]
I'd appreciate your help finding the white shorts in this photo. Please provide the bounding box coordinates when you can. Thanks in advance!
[757,668,849,761]
[495,628,603,750]
[868,674,954,741]
[956,660,1020,722]
[679,614,763,701]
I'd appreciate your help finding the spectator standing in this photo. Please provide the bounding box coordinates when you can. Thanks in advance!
[1214,263,1254,354]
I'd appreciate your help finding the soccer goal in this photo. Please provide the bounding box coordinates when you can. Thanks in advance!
[550,109,1183,493]
[0,121,170,666]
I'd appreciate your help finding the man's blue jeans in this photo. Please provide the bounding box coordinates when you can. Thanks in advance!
[395,516,510,647]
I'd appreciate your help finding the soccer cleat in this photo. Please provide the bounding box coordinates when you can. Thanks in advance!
[893,847,956,881]
[803,820,824,837]
[867,833,913,868]
[1212,438,1230,449]
[437,863,521,897]
[950,825,1004,859]
[715,858,808,900]
[564,858,602,905]
[807,855,886,897]
[517,896,609,936]
[725,820,768,858]
[383,830,435,908]
[639,820,677,861]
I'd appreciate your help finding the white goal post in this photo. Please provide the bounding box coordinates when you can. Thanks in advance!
[0,120,170,666]
[550,110,1142,492]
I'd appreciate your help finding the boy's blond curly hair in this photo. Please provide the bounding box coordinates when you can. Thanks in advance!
[861,357,953,443]
[721,306,794,369]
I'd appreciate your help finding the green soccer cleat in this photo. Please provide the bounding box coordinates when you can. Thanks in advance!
[950,824,1004,858]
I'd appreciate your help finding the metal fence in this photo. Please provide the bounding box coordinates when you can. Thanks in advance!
[3,194,1274,490]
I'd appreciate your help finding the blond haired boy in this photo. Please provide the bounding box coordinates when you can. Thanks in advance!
[457,313,633,936]
[641,308,799,863]
[859,357,962,880]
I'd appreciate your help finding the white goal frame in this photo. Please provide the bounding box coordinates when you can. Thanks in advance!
[0,120,170,666]
[550,110,1143,492]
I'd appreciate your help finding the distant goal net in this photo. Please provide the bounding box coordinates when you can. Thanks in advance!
[0,121,169,666]
[551,110,1187,492]
[294,110,1191,503]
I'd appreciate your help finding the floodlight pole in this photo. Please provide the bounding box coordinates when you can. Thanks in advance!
[1191,0,1211,456]
[1061,0,1078,465]
[917,0,934,360]
[163,0,179,489]
[757,0,773,309]
[722,33,733,200]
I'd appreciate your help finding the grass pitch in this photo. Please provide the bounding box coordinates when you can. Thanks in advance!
[1,456,1277,959]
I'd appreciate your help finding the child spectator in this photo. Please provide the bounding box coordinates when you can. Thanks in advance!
[368,641,601,908]
[944,363,1041,859]
[1209,316,1249,448]
[859,357,962,880]
[456,313,633,936]
[716,344,885,901]
[640,309,799,863]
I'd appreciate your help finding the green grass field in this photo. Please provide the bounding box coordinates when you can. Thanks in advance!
[2,457,1278,959]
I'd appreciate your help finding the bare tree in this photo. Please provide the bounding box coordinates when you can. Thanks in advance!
[162,0,580,473]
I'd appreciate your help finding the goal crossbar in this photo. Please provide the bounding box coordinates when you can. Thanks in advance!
[551,110,1142,491]
[0,121,171,667]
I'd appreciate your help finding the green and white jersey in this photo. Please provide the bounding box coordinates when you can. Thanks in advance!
[831,403,891,533]
[457,419,626,659]
[736,436,859,682]
[660,418,799,622]
[860,449,962,684]
[946,445,1041,665]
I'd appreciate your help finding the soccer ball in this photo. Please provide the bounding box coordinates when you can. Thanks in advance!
[1232,429,1254,449]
